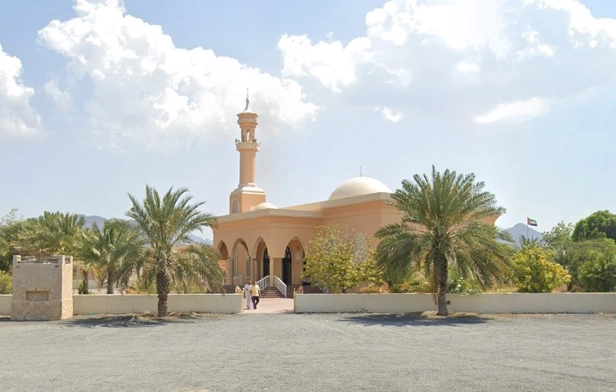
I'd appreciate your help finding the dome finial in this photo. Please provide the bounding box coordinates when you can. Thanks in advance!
[244,88,250,111]
[360,166,363,177]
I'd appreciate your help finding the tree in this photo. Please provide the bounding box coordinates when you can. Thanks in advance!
[542,222,574,249]
[382,267,417,293]
[519,235,541,248]
[76,220,146,294]
[0,270,11,294]
[133,243,225,294]
[552,238,615,291]
[303,224,381,293]
[578,244,616,292]
[572,210,616,242]
[127,186,223,317]
[0,209,22,272]
[17,211,85,255]
[14,211,90,292]
[510,245,571,293]
[375,166,512,316]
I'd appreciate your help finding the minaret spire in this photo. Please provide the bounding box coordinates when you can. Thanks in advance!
[244,88,250,112]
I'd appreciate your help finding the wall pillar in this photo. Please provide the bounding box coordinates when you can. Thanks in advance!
[11,255,74,320]
[268,258,275,287]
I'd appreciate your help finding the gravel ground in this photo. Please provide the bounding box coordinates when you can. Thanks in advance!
[0,312,615,392]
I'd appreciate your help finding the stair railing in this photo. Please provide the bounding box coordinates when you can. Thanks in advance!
[273,275,287,298]
[256,276,268,292]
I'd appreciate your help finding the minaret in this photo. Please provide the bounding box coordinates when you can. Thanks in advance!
[229,94,266,214]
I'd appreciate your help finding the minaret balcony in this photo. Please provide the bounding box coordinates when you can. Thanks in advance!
[235,140,260,151]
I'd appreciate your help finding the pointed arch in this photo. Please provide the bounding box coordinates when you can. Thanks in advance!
[252,237,269,281]
[217,241,229,260]
[278,237,306,286]
[251,236,267,258]
[230,238,250,285]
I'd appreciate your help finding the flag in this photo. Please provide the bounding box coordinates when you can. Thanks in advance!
[527,217,538,227]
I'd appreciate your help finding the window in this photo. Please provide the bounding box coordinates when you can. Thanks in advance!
[353,233,369,264]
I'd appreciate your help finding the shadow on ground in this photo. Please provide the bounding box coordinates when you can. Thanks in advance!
[337,312,491,327]
[60,313,225,328]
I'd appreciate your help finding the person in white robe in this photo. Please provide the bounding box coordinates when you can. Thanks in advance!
[244,282,253,309]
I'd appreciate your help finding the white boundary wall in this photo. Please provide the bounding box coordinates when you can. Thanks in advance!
[0,295,10,315]
[3,293,616,316]
[294,293,616,314]
[0,294,243,315]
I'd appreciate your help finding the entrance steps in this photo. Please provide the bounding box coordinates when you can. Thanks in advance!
[260,287,286,299]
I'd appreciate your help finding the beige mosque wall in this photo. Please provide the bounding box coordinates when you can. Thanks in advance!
[321,199,402,238]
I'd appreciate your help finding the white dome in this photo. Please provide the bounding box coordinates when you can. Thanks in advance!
[329,177,392,200]
[253,202,278,210]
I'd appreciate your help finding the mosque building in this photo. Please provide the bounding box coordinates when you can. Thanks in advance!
[213,100,402,296]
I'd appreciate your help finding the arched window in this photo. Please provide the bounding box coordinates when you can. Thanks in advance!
[231,199,239,214]
[352,233,369,264]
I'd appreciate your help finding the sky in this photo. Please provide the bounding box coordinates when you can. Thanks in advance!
[1,0,615,238]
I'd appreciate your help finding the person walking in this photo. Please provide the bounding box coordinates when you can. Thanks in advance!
[250,281,261,309]
[244,281,253,310]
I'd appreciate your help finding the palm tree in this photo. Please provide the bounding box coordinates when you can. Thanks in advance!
[76,220,146,294]
[16,212,90,292]
[18,211,85,255]
[171,243,226,293]
[127,186,222,317]
[519,235,540,249]
[375,166,512,316]
[131,243,225,295]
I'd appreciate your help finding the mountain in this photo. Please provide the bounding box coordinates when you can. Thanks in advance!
[81,215,106,229]
[505,223,543,248]
[79,215,212,244]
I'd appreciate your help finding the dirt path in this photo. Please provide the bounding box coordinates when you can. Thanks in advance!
[0,313,614,391]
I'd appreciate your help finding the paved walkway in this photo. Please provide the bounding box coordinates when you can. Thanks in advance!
[243,297,294,313]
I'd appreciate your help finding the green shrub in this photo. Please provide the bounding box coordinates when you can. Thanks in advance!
[0,271,12,294]
[578,251,616,292]
[511,246,571,293]
[447,271,483,295]
[130,279,156,294]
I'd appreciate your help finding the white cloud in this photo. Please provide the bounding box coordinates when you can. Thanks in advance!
[475,97,550,124]
[527,0,616,46]
[378,106,402,123]
[44,78,73,112]
[278,34,372,92]
[38,0,318,150]
[515,27,556,60]
[0,43,42,139]
[277,0,616,128]
[454,60,480,74]
[365,0,510,55]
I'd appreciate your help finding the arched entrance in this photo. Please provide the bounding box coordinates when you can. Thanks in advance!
[217,242,230,284]
[282,246,292,285]
[231,239,249,286]
[262,248,270,280]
